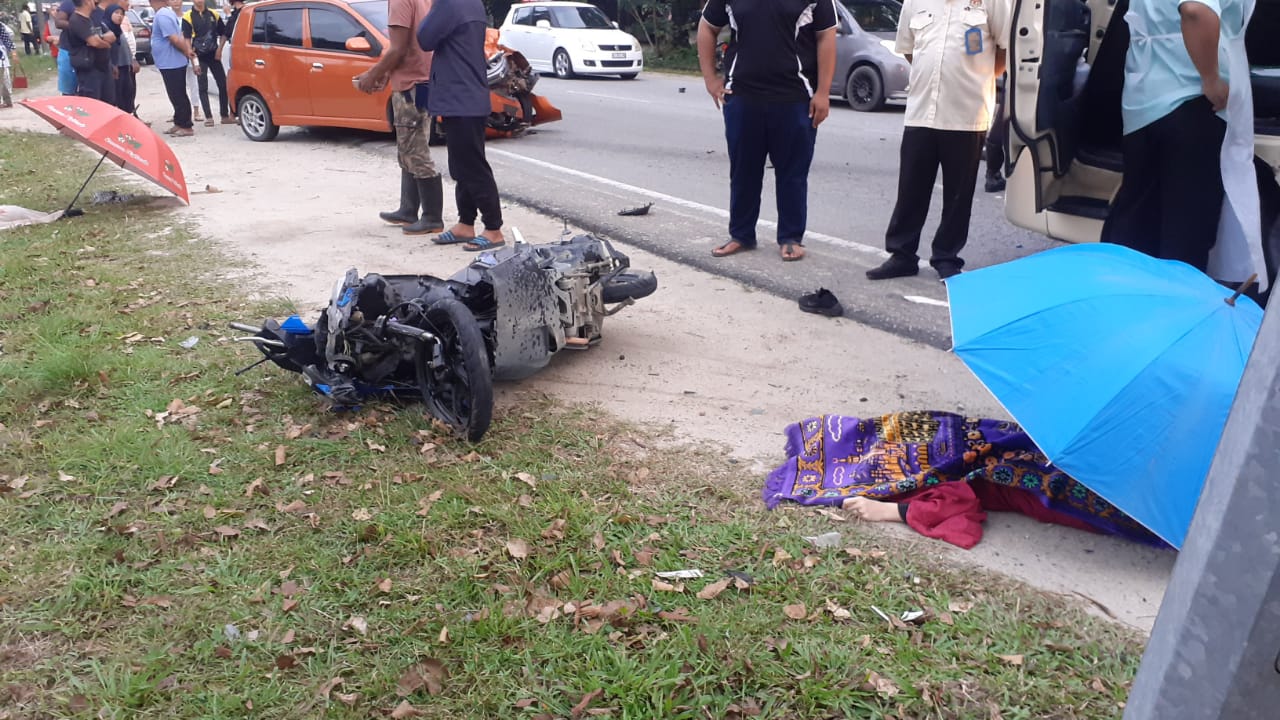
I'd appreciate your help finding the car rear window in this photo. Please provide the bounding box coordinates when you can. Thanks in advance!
[549,5,612,29]
[349,0,388,33]
[309,7,366,52]
[842,0,901,33]
[252,7,304,46]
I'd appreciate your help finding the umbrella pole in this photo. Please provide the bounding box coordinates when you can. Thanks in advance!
[1224,274,1259,307]
[63,152,109,219]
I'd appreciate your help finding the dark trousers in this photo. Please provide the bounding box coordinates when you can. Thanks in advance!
[1101,96,1226,272]
[160,66,192,129]
[723,96,817,246]
[442,116,502,230]
[75,66,109,102]
[884,126,986,270]
[195,53,229,118]
[23,33,40,55]
[985,84,1007,177]
[115,65,136,114]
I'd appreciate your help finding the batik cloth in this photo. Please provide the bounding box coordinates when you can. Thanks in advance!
[763,412,1164,547]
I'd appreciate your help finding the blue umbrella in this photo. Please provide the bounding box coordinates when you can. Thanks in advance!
[946,243,1263,548]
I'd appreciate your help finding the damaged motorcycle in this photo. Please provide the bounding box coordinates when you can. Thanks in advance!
[231,234,657,442]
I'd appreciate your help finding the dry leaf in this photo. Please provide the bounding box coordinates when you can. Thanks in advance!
[279,580,301,597]
[570,688,603,720]
[1090,677,1107,693]
[549,570,573,591]
[335,692,360,706]
[275,654,297,670]
[343,616,368,635]
[244,478,268,497]
[376,578,393,594]
[351,508,373,521]
[938,612,955,626]
[278,499,307,513]
[997,654,1025,666]
[214,525,240,538]
[214,646,232,659]
[274,445,286,466]
[104,501,129,519]
[517,494,534,508]
[515,472,537,489]
[772,549,792,566]
[281,629,296,644]
[506,539,531,559]
[438,626,450,644]
[782,603,807,620]
[541,518,567,540]
[390,701,424,719]
[866,671,900,697]
[948,599,974,613]
[202,505,217,519]
[591,531,605,551]
[396,658,447,697]
[695,578,731,601]
[651,578,683,593]
[317,677,343,699]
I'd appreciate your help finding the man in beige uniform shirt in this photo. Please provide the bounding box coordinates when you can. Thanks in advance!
[356,0,443,235]
[865,0,1009,280]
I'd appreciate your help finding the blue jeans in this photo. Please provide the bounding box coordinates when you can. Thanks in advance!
[723,96,817,246]
[57,49,77,95]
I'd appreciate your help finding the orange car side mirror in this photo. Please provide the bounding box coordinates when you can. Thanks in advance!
[345,36,373,53]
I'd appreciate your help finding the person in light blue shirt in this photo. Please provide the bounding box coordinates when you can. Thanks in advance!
[148,0,192,135]
[1100,0,1249,272]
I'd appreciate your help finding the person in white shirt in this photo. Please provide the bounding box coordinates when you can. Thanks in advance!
[866,0,1010,281]
[1,22,14,108]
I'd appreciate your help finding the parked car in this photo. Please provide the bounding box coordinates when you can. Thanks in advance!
[227,0,396,141]
[127,8,151,64]
[1004,0,1280,251]
[499,1,643,80]
[832,0,909,111]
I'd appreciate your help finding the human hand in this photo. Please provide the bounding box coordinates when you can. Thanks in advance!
[1203,75,1229,112]
[132,60,140,74]
[112,66,119,79]
[214,48,222,61]
[354,71,383,94]
[704,76,730,109]
[809,93,830,128]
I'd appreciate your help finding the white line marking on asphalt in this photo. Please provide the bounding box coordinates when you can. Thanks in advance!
[565,90,653,104]
[903,295,948,307]
[487,149,891,259]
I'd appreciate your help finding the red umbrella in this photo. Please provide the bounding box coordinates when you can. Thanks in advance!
[20,95,189,213]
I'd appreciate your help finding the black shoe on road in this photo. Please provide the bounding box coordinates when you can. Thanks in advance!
[799,288,844,317]
[866,255,919,281]
[935,265,963,281]
[984,174,1006,193]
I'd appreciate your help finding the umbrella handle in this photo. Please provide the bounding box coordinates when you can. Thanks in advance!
[64,152,109,217]
[1224,274,1259,307]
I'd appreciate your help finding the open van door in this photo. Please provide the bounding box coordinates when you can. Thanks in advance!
[1005,0,1114,242]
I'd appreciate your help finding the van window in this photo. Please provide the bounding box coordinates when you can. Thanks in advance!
[512,6,533,25]
[309,7,365,52]
[253,8,304,46]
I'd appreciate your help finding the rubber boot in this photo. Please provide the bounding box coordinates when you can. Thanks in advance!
[404,175,445,235]
[379,171,419,225]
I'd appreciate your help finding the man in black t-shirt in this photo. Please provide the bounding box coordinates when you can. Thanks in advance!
[62,0,115,100]
[697,0,838,263]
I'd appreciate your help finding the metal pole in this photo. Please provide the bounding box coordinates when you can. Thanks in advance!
[1124,293,1280,718]
[63,151,109,218]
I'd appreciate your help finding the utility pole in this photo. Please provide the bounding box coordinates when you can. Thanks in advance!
[1124,293,1280,719]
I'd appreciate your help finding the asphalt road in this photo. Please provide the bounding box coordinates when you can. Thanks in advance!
[468,72,1059,349]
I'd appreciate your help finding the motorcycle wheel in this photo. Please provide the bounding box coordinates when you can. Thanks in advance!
[601,269,658,304]
[414,298,493,442]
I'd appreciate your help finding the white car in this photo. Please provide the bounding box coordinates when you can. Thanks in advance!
[499,1,643,80]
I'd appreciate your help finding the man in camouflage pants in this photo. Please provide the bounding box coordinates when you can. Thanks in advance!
[355,0,442,235]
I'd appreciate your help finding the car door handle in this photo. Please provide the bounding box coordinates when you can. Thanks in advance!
[254,59,265,67]
[312,63,324,70]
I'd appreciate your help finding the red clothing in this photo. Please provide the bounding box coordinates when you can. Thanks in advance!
[901,480,1103,549]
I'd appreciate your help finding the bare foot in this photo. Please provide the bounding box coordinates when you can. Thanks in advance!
[446,222,477,239]
[842,496,903,523]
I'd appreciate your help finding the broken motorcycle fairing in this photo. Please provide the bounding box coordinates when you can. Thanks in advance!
[233,235,656,442]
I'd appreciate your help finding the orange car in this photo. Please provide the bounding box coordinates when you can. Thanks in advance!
[227,0,560,142]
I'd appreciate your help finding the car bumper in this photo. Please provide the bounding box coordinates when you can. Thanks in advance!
[574,50,643,75]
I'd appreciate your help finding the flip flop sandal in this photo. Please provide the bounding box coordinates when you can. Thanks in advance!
[780,243,806,262]
[711,240,756,257]
[432,229,473,245]
[464,236,506,252]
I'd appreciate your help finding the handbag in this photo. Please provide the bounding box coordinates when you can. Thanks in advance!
[192,11,218,55]
[13,67,28,89]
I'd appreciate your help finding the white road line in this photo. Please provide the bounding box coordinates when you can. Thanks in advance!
[564,90,653,104]
[903,295,948,307]
[487,148,891,259]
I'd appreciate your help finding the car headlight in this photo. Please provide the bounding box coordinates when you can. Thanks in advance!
[879,39,905,59]
[580,37,597,52]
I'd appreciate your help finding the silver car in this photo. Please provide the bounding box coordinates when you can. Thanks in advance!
[832,0,909,112]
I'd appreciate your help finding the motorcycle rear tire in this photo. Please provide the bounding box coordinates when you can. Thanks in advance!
[601,269,658,304]
[414,298,493,442]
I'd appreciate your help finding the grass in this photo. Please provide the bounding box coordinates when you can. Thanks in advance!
[643,45,701,75]
[0,130,1143,719]
[8,52,58,98]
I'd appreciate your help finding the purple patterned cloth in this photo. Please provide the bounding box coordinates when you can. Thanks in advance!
[763,412,1165,546]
